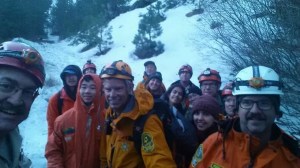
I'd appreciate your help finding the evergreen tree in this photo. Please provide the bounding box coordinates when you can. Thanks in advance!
[72,14,113,56]
[133,3,165,59]
[0,0,51,41]
[103,0,131,19]
[50,0,76,38]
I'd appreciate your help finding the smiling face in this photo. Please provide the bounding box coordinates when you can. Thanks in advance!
[65,74,79,87]
[201,81,220,97]
[80,80,97,104]
[193,110,215,131]
[238,95,276,138]
[224,95,236,116]
[102,78,130,113]
[0,67,38,135]
[179,71,191,83]
[148,78,161,91]
[168,86,184,105]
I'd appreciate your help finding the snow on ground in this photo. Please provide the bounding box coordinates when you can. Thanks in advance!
[17,3,273,167]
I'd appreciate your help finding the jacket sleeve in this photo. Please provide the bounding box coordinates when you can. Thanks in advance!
[99,106,108,168]
[45,119,65,168]
[141,115,176,168]
[47,93,59,138]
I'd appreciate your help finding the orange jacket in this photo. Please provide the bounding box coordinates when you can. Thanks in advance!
[47,88,75,137]
[105,88,176,168]
[190,121,300,168]
[45,74,106,168]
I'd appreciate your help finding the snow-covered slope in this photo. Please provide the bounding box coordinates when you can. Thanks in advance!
[19,4,230,167]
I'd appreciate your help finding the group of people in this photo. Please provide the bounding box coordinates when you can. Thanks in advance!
[0,40,299,168]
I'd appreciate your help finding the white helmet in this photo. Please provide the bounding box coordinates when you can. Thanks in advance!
[232,66,283,95]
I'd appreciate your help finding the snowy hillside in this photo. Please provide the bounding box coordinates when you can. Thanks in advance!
[19,4,232,167]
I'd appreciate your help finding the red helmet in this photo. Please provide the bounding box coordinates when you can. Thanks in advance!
[83,59,96,73]
[178,64,193,76]
[221,82,233,96]
[0,41,45,87]
[222,88,233,97]
[198,68,221,84]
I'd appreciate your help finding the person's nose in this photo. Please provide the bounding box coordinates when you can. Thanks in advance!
[249,102,262,113]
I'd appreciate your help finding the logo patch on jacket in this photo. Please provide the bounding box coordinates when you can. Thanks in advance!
[142,132,154,153]
[210,163,223,168]
[63,127,75,142]
[191,144,203,167]
[63,127,75,134]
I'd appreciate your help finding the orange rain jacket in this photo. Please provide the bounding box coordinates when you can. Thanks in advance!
[190,120,300,168]
[45,74,106,168]
[105,88,176,168]
[47,88,75,137]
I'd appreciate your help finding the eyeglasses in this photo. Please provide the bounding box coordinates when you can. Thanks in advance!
[0,80,38,100]
[240,99,273,110]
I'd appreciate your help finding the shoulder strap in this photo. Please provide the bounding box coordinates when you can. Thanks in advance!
[131,112,151,155]
[282,132,300,157]
[57,90,63,115]
[131,100,174,155]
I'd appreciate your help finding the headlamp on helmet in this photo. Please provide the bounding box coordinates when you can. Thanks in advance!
[100,60,134,81]
[198,68,221,83]
[0,41,45,87]
[232,66,283,95]
[83,59,97,73]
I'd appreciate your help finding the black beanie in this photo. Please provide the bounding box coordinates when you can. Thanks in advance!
[60,65,82,82]
[191,95,222,119]
[148,72,162,82]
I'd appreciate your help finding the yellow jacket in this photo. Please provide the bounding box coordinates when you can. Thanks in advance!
[105,88,176,168]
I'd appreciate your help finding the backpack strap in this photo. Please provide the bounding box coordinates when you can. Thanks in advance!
[130,100,174,156]
[130,112,151,155]
[57,90,63,115]
[282,132,300,157]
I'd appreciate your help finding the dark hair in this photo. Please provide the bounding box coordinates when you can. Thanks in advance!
[82,74,93,82]
[162,83,186,103]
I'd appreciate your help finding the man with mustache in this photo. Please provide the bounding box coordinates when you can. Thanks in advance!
[0,41,45,167]
[191,66,300,168]
[46,64,82,137]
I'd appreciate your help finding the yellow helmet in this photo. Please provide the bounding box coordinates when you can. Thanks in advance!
[100,60,134,81]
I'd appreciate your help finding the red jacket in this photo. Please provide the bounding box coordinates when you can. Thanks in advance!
[45,74,106,168]
[47,88,75,137]
[190,120,300,168]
